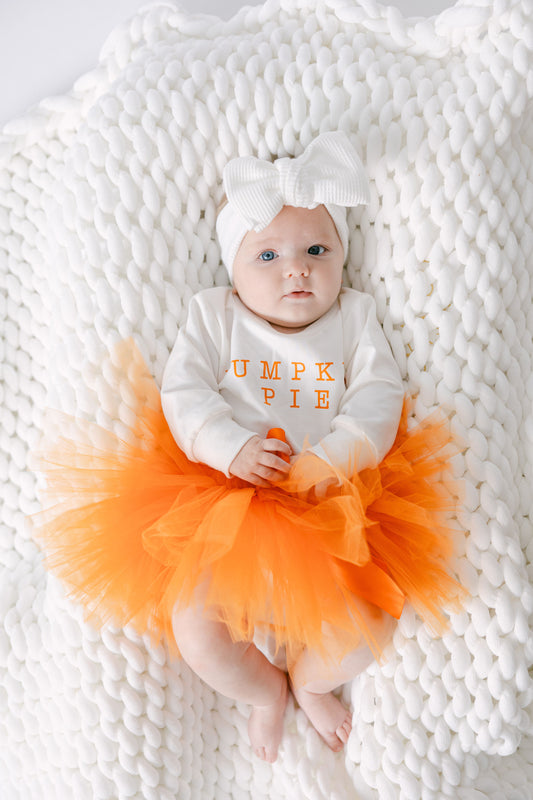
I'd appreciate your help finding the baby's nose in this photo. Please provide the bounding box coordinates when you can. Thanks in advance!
[284,257,309,278]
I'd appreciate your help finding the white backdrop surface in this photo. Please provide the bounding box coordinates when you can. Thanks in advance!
[1,0,452,128]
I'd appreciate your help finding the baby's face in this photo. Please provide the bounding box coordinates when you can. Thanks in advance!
[232,205,344,333]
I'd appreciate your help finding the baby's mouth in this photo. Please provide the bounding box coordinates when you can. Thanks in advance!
[285,289,312,299]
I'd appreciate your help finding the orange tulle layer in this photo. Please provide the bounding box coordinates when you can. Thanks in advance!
[32,341,465,664]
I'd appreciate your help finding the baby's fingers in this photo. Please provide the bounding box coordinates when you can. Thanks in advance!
[258,449,292,481]
[263,436,292,464]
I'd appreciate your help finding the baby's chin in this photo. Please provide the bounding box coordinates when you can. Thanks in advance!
[260,300,336,333]
[234,291,337,333]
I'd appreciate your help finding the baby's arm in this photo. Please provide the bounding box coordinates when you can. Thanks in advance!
[311,292,404,477]
[162,290,291,483]
[161,291,256,476]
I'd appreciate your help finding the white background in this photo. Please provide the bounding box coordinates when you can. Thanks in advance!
[0,0,452,129]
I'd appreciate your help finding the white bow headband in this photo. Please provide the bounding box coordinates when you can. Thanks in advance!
[216,131,371,278]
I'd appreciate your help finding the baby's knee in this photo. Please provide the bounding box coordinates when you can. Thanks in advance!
[172,604,211,665]
[172,602,244,675]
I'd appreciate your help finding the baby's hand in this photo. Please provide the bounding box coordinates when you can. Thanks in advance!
[229,435,292,487]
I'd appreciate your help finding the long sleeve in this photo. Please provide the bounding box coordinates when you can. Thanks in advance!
[161,289,257,476]
[311,291,404,476]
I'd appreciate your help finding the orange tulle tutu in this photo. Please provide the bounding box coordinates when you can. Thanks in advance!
[32,340,465,665]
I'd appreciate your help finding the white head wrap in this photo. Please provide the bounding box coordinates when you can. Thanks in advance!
[216,131,371,279]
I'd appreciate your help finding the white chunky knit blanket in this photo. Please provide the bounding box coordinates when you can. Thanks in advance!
[1,0,533,797]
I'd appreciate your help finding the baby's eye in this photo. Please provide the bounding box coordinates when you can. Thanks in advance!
[308,245,326,255]
[259,250,277,262]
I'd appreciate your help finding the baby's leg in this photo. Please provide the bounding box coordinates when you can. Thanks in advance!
[172,601,288,762]
[290,645,372,752]
[290,613,394,752]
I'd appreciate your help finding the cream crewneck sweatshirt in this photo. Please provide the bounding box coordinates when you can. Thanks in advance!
[161,287,404,477]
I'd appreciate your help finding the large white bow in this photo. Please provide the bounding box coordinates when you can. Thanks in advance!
[222,131,370,232]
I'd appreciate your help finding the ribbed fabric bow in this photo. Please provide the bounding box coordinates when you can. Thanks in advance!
[222,131,370,232]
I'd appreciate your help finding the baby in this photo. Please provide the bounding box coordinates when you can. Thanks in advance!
[35,132,461,766]
[161,132,405,761]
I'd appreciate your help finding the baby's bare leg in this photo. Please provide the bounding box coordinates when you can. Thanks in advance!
[172,602,288,762]
[290,646,373,752]
[290,613,394,752]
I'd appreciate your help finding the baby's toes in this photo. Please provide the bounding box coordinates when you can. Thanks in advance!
[323,731,344,752]
[336,716,352,744]
[254,746,267,761]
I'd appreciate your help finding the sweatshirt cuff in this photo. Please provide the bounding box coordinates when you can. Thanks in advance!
[310,428,379,477]
[193,415,257,477]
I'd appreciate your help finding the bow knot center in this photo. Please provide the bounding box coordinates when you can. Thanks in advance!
[275,157,315,208]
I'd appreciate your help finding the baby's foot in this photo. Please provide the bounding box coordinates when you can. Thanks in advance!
[248,677,289,763]
[292,685,352,752]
